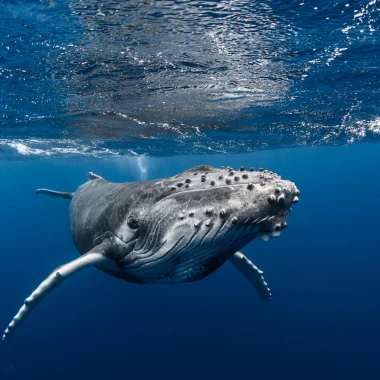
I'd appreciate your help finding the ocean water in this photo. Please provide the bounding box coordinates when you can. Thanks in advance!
[1,1,379,379]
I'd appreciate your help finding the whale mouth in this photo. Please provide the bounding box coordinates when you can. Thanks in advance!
[257,222,286,241]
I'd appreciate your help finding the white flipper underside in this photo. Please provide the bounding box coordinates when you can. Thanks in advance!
[3,247,110,340]
[229,251,272,300]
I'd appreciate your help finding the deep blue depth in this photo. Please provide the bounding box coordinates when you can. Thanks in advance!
[1,144,380,379]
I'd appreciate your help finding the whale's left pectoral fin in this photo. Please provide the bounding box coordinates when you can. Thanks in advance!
[229,252,272,301]
[3,242,112,341]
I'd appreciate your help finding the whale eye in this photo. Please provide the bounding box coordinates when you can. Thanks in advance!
[127,215,139,230]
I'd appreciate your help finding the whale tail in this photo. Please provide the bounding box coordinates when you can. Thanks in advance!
[35,188,73,200]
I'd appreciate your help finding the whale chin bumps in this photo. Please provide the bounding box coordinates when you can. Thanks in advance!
[3,164,300,340]
[258,231,280,242]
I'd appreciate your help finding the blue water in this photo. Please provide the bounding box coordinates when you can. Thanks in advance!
[1,144,380,379]
[1,0,380,379]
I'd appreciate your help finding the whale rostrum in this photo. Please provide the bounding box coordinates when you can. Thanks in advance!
[3,165,300,340]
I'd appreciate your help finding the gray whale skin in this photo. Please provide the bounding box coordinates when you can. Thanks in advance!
[3,165,300,340]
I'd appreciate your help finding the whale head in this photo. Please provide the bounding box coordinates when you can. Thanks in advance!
[121,165,300,282]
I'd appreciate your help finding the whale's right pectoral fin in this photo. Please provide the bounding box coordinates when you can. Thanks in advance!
[229,251,272,301]
[3,242,112,341]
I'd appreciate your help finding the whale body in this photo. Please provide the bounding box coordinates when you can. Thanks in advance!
[3,165,300,340]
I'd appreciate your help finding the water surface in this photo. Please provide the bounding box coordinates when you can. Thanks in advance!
[1,0,379,156]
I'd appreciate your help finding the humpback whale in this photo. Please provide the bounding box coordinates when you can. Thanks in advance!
[3,165,300,340]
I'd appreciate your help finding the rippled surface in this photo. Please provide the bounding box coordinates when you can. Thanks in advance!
[0,0,379,156]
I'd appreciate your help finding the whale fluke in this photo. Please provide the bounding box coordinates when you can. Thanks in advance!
[3,243,111,340]
[229,252,272,301]
[35,189,73,200]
